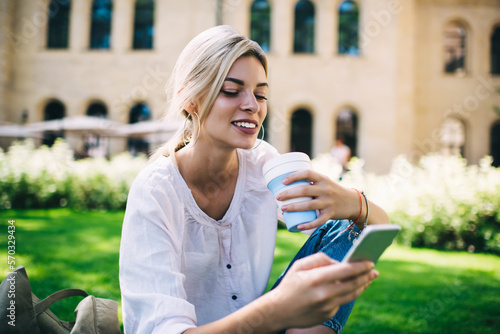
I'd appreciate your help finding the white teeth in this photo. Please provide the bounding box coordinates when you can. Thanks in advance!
[233,121,256,129]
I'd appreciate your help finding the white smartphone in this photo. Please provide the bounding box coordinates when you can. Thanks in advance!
[341,224,401,264]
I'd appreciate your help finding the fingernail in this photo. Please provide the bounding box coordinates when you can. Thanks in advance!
[373,270,379,278]
[276,193,281,200]
[281,205,287,211]
[283,177,288,184]
[297,224,304,230]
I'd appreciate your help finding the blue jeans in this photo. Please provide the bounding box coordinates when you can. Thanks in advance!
[271,219,360,334]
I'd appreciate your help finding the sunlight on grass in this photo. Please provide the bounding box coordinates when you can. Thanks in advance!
[91,236,122,252]
[384,244,500,278]
[16,220,46,231]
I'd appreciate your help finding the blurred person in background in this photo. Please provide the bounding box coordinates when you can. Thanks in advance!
[331,135,351,175]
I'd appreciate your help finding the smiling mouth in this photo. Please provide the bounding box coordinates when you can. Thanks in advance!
[232,121,257,129]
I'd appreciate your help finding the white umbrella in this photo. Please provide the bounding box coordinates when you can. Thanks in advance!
[25,119,62,132]
[26,116,122,134]
[0,124,42,138]
[114,120,183,137]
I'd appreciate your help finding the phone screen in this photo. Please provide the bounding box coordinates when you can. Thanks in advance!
[341,224,401,264]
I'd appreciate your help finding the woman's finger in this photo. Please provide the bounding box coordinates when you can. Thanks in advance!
[289,252,336,273]
[332,279,375,307]
[282,169,323,185]
[296,215,332,231]
[310,261,375,284]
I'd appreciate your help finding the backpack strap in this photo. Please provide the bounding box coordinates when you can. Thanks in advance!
[34,289,89,317]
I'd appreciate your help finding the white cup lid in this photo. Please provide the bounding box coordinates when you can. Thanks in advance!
[262,152,312,183]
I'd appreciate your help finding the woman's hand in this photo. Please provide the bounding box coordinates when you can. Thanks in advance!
[267,252,378,330]
[276,169,390,231]
[183,254,378,334]
[276,169,359,230]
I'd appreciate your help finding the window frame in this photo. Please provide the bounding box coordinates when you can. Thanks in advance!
[250,0,271,53]
[46,0,71,49]
[337,0,360,56]
[132,0,155,50]
[89,0,113,50]
[293,0,316,54]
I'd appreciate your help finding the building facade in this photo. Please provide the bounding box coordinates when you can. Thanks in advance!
[1,0,499,173]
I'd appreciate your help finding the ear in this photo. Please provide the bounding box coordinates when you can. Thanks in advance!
[183,101,198,117]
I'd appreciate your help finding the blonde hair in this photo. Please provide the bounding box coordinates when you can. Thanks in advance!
[151,25,268,161]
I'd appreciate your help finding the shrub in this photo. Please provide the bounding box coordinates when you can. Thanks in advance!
[316,153,500,255]
[0,139,147,211]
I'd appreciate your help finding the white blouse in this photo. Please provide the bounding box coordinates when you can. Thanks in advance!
[119,142,280,334]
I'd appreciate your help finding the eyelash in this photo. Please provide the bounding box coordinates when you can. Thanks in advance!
[221,90,267,101]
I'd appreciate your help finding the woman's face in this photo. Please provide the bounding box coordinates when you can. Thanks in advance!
[199,56,268,150]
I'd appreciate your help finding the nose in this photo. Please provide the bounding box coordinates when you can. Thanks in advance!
[240,91,259,114]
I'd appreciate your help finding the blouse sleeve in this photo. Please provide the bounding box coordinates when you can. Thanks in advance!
[119,166,197,334]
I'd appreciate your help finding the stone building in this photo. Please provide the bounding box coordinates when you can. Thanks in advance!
[1,0,499,173]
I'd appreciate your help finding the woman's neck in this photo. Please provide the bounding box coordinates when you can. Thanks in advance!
[176,142,238,185]
[175,142,240,220]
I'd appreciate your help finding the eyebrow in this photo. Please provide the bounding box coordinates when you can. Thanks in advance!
[224,77,268,87]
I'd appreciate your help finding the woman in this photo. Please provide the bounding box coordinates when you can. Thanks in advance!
[119,25,391,334]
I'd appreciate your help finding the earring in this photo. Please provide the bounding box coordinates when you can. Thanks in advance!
[251,125,265,150]
[190,113,201,147]
[183,113,201,148]
[182,113,191,147]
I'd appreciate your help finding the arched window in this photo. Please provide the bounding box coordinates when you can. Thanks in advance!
[44,100,65,120]
[133,0,154,50]
[86,102,107,118]
[491,25,500,75]
[129,103,151,123]
[294,0,315,53]
[90,0,113,49]
[444,22,466,74]
[128,103,151,155]
[250,0,271,52]
[338,1,359,55]
[43,100,65,146]
[439,118,465,156]
[47,0,71,49]
[336,109,358,157]
[290,108,312,156]
[490,122,500,167]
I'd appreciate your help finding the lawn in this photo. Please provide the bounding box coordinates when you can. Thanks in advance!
[1,209,499,333]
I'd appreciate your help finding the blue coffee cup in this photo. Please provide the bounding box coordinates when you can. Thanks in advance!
[262,153,317,232]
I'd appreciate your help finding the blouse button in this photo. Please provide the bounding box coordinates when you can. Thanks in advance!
[232,295,237,300]
[226,264,232,269]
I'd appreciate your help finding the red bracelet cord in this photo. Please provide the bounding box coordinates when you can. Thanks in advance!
[341,188,363,233]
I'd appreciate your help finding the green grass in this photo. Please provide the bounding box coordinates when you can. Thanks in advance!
[0,209,124,326]
[269,230,500,334]
[1,209,499,333]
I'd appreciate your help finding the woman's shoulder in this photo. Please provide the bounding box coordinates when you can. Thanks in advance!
[129,155,181,199]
